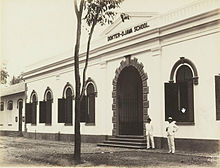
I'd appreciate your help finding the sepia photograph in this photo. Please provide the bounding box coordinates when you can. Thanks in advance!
[0,0,220,167]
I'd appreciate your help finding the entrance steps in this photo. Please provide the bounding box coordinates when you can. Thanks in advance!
[97,135,147,149]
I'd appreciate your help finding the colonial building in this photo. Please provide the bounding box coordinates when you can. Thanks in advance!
[1,0,220,152]
[0,83,26,136]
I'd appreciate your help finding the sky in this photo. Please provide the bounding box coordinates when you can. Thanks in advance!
[0,0,199,79]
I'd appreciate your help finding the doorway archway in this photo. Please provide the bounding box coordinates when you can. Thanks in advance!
[117,66,143,135]
[112,56,149,136]
[17,99,23,131]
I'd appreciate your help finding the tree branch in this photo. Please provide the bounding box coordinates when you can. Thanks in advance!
[80,8,100,100]
[74,0,79,18]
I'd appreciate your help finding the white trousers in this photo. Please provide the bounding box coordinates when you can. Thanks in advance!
[146,134,155,149]
[167,135,175,153]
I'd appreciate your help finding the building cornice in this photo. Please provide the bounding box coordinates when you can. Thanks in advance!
[23,1,220,80]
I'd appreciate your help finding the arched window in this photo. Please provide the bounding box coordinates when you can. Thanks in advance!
[39,87,53,125]
[58,83,73,125]
[0,102,4,111]
[165,57,198,124]
[175,65,194,122]
[25,91,38,124]
[45,89,53,102]
[80,78,97,125]
[32,94,37,102]
[7,100,13,110]
[65,88,73,124]
[87,83,95,124]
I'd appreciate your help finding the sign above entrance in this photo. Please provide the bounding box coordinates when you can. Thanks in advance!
[107,22,150,42]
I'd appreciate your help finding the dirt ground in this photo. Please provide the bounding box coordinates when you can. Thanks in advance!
[0,136,219,167]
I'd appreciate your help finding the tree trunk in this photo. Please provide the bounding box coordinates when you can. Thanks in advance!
[73,0,84,163]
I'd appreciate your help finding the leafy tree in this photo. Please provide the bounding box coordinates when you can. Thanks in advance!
[73,0,123,163]
[0,63,9,84]
[10,75,24,85]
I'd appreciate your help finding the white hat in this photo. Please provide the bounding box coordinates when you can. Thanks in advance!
[168,117,172,120]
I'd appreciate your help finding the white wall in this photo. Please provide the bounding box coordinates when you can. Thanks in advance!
[0,93,25,131]
[25,29,220,140]
[25,25,220,140]
[26,68,75,134]
[22,0,220,141]
[161,32,220,140]
[134,50,164,137]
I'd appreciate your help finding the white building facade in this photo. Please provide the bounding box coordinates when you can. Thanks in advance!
[1,0,220,152]
[0,83,26,136]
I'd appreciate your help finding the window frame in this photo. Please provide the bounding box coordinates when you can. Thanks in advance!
[64,87,73,125]
[30,91,38,125]
[80,78,97,125]
[58,83,74,125]
[7,100,13,110]
[85,83,96,125]
[166,57,198,125]
[175,65,194,124]
[0,102,4,111]
[40,87,53,125]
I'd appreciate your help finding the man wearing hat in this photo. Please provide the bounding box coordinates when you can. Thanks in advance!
[166,117,178,154]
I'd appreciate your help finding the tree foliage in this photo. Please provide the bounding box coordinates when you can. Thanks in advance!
[10,75,23,85]
[0,63,9,84]
[84,0,123,26]
[80,0,124,98]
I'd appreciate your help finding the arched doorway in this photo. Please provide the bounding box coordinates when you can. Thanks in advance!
[117,66,143,135]
[17,99,23,131]
[112,57,149,136]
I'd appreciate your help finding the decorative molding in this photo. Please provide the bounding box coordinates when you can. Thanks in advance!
[151,46,161,57]
[22,1,220,81]
[169,57,199,85]
[43,87,53,102]
[17,99,23,109]
[157,0,219,29]
[30,90,38,103]
[85,77,98,97]
[99,61,107,69]
[62,82,74,99]
[56,74,60,81]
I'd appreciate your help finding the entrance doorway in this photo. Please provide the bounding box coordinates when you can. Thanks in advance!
[117,66,143,135]
[18,99,23,131]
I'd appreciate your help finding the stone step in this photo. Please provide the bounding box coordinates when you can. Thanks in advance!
[97,135,147,149]
[103,140,146,146]
[109,137,146,142]
[97,143,147,149]
[116,135,145,139]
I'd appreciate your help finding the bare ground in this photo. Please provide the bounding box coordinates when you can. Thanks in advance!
[0,136,219,167]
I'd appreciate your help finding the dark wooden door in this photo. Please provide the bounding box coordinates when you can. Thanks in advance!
[117,66,143,135]
[18,101,23,131]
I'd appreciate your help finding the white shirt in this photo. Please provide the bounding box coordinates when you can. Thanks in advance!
[146,122,153,135]
[166,121,178,136]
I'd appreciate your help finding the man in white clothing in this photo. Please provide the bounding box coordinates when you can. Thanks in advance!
[166,117,178,154]
[146,118,155,149]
